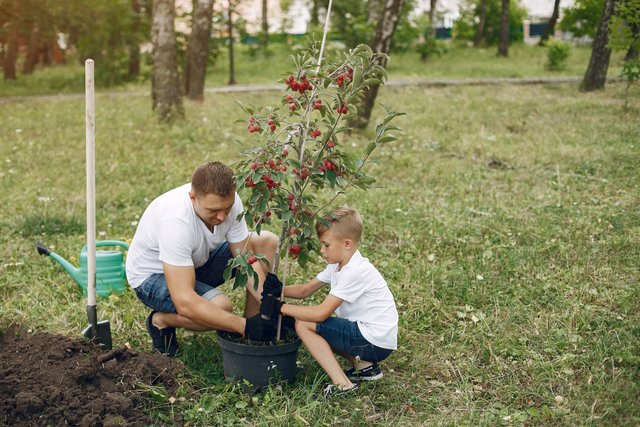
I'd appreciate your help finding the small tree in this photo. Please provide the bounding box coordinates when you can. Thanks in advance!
[224,44,404,339]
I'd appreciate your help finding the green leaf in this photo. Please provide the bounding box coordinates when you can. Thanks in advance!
[378,136,396,144]
[223,265,233,282]
[234,270,248,289]
[365,141,377,156]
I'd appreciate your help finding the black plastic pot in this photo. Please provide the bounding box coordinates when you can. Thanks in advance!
[216,331,301,390]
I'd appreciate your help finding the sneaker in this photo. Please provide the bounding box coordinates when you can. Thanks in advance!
[344,363,383,381]
[321,383,359,399]
[146,311,179,357]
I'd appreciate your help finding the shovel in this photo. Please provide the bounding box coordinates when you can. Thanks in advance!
[81,59,112,350]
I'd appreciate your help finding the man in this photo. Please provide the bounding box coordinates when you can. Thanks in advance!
[126,161,280,356]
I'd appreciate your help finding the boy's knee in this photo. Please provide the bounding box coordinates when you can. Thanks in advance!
[295,319,315,335]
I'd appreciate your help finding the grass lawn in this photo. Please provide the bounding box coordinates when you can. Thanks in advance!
[0,73,638,424]
[0,42,628,97]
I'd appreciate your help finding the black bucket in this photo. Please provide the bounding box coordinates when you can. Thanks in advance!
[217,331,301,390]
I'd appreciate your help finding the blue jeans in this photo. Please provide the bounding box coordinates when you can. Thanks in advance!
[134,242,233,313]
[316,317,393,363]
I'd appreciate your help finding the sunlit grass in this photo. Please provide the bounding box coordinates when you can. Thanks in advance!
[0,79,638,424]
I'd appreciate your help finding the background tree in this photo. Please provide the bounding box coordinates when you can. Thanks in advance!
[454,0,525,46]
[474,0,487,46]
[184,0,214,100]
[539,0,561,45]
[226,0,239,85]
[2,0,22,80]
[609,0,640,105]
[581,0,618,91]
[151,0,184,120]
[260,0,268,50]
[428,0,438,37]
[498,0,510,56]
[560,0,605,39]
[354,0,405,129]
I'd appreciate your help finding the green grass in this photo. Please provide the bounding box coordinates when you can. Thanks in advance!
[0,76,638,425]
[0,42,628,97]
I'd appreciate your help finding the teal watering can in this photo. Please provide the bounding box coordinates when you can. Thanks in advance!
[36,240,129,297]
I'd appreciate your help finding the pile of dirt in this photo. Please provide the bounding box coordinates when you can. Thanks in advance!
[0,326,184,426]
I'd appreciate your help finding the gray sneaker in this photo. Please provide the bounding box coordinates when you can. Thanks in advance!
[344,363,383,381]
[321,383,359,399]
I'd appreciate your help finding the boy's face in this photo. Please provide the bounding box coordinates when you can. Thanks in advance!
[319,229,350,266]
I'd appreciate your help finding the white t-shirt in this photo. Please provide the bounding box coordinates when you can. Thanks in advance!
[316,250,398,350]
[125,183,249,288]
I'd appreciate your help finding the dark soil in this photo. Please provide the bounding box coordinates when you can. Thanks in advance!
[0,326,184,426]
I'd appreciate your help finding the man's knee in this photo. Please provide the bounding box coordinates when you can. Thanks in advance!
[251,230,278,251]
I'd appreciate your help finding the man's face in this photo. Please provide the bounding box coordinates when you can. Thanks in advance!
[190,191,235,229]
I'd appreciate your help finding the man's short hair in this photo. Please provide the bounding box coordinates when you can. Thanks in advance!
[315,207,363,243]
[191,161,236,197]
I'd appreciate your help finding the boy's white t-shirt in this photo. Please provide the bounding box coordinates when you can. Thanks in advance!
[126,183,249,288]
[316,250,398,350]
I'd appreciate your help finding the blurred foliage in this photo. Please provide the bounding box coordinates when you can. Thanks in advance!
[454,0,526,45]
[546,38,571,70]
[559,0,605,39]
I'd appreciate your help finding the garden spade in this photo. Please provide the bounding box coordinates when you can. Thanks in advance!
[81,59,112,350]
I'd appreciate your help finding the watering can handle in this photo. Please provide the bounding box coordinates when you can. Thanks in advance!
[95,240,129,250]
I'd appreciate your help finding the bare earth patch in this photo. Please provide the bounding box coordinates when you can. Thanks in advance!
[0,326,183,426]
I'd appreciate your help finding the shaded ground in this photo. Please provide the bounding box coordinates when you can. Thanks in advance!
[0,326,184,426]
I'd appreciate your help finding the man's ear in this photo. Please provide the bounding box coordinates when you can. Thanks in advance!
[188,191,197,203]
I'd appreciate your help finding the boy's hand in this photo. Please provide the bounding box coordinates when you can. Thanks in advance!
[262,272,283,298]
[260,295,285,319]
[244,314,276,341]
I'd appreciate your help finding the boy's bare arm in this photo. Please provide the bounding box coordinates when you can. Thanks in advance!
[280,295,343,322]
[283,277,327,299]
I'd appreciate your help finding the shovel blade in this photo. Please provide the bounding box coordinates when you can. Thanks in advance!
[82,320,112,350]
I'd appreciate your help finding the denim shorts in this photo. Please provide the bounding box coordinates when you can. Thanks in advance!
[134,242,233,313]
[316,317,393,363]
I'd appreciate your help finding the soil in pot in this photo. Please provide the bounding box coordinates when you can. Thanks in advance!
[217,325,301,391]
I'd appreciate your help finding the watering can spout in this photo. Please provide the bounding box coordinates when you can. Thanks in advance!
[36,240,84,285]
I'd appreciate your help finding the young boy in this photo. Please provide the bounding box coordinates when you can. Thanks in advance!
[263,207,398,398]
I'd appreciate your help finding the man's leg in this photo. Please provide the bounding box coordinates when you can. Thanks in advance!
[244,230,279,317]
[153,293,233,331]
[296,320,354,389]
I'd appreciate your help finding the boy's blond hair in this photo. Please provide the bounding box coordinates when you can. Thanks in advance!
[315,207,363,243]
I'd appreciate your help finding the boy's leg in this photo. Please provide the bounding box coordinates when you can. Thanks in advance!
[295,320,355,389]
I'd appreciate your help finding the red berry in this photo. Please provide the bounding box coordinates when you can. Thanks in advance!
[327,140,334,149]
[270,124,276,131]
[290,245,301,255]
[282,149,289,156]
[289,103,296,111]
[248,255,258,265]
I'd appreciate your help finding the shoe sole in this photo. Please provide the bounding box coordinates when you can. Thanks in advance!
[348,372,383,381]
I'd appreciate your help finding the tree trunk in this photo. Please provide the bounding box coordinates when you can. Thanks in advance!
[624,23,639,61]
[354,0,405,129]
[261,0,268,49]
[474,0,487,47]
[498,0,510,57]
[581,0,618,91]
[3,18,19,80]
[310,0,319,26]
[151,0,184,120]
[227,0,236,85]
[129,0,141,77]
[184,0,214,100]
[429,0,437,37]
[539,0,561,45]
[23,23,40,74]
[368,0,381,23]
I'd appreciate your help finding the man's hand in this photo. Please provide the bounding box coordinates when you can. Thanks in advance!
[262,272,283,298]
[244,314,276,341]
[260,295,285,319]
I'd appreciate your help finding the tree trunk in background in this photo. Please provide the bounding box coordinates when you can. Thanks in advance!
[539,0,561,45]
[151,0,184,120]
[261,0,268,49]
[23,23,40,74]
[3,18,18,80]
[184,0,213,100]
[129,0,141,77]
[310,0,320,26]
[227,0,236,85]
[354,0,405,129]
[429,0,437,37]
[625,23,639,61]
[368,0,381,23]
[498,0,509,57]
[474,0,487,47]
[581,0,618,91]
